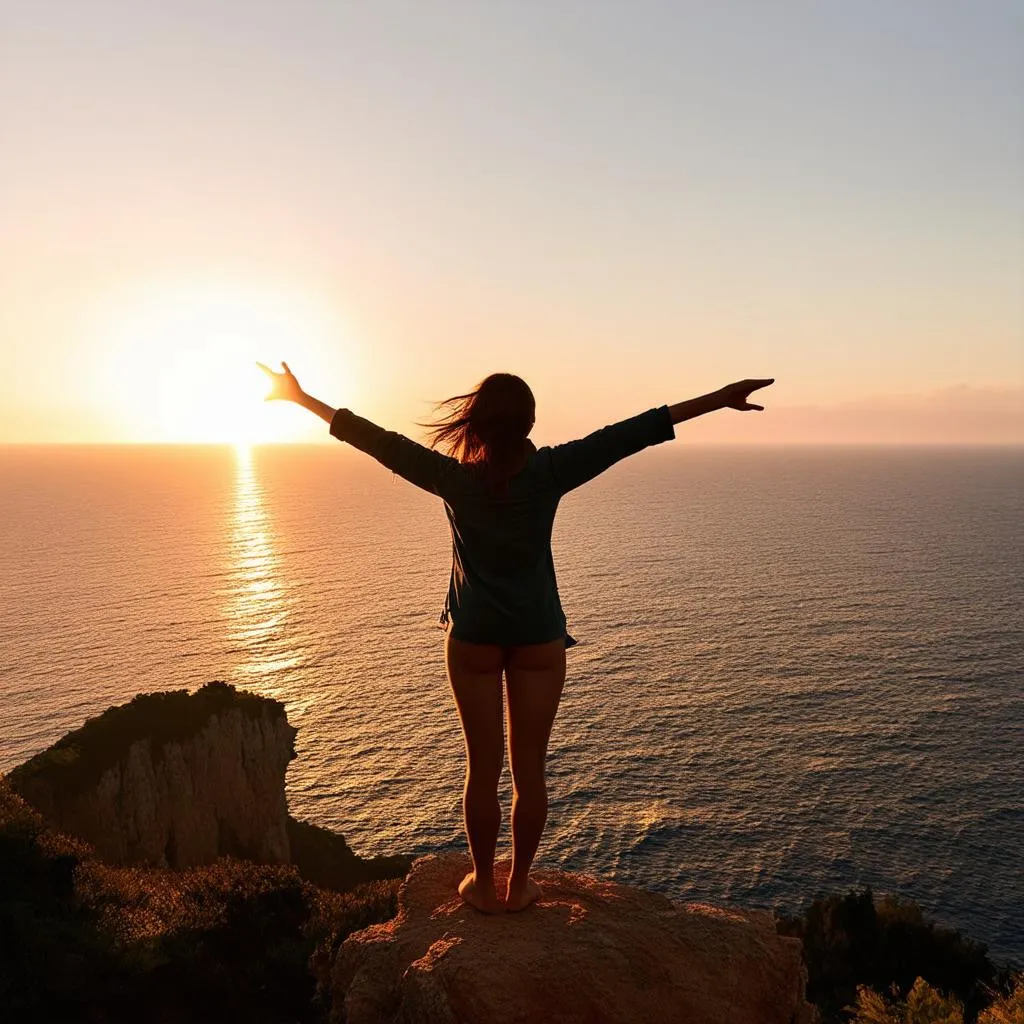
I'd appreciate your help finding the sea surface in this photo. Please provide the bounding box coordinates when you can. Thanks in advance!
[1,442,1022,962]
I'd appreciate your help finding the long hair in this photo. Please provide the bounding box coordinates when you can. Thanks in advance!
[421,373,535,496]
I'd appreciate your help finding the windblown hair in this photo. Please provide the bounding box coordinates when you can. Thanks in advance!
[421,373,536,496]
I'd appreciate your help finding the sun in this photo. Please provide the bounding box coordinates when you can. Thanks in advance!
[91,280,352,443]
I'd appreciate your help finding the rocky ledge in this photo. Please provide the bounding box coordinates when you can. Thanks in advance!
[8,681,297,866]
[333,853,818,1024]
[7,681,409,889]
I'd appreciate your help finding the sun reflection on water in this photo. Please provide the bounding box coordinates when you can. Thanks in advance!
[225,445,302,688]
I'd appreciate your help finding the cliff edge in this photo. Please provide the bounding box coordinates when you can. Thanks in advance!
[334,852,818,1024]
[8,681,298,867]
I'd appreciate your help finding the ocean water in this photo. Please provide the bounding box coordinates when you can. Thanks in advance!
[1,442,1022,962]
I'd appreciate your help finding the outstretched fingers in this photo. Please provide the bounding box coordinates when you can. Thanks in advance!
[256,360,295,379]
[740,378,773,411]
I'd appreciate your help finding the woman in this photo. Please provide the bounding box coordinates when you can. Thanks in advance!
[257,362,773,913]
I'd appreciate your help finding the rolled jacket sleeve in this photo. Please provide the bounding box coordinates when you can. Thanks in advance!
[547,406,675,494]
[330,409,455,496]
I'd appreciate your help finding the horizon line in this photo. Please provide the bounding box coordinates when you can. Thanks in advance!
[3,440,1023,450]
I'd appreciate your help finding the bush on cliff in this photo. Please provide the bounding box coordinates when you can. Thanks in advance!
[0,781,126,1019]
[0,778,400,1023]
[849,974,1024,1024]
[776,888,1014,1024]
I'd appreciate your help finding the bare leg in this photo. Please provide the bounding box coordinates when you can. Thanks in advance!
[504,638,566,911]
[445,635,506,914]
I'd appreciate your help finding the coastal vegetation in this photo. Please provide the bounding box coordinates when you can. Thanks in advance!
[776,889,1021,1023]
[4,779,1019,1022]
[0,779,398,1022]
[3,682,1018,1021]
[849,975,1024,1023]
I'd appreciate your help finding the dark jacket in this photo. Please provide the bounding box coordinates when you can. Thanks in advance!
[329,406,676,646]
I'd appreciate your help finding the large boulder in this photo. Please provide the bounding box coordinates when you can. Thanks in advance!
[333,853,817,1024]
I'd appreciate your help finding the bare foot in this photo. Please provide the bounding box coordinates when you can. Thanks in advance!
[458,872,504,914]
[504,876,542,912]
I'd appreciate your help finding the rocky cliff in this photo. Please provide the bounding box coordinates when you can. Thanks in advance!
[2,682,821,1021]
[8,681,296,867]
[6,683,1011,1023]
[334,853,819,1024]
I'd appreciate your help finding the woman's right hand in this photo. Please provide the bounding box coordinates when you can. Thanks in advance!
[257,361,304,403]
[718,378,775,411]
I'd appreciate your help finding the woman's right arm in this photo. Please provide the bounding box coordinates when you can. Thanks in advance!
[257,361,454,495]
[549,379,773,494]
[258,361,337,422]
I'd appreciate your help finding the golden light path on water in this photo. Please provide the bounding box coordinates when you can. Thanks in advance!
[225,444,301,690]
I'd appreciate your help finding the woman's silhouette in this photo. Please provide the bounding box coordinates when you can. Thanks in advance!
[257,362,773,913]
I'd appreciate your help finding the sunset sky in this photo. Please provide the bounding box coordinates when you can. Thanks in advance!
[2,1,1021,444]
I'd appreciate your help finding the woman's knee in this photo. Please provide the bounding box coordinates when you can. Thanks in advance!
[466,752,503,789]
[509,754,546,796]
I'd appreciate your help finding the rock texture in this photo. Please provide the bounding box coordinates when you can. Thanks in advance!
[9,682,296,867]
[333,853,817,1024]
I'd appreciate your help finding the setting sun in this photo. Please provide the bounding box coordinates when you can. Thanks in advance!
[88,280,351,443]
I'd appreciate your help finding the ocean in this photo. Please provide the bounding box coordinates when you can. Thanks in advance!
[1,442,1021,962]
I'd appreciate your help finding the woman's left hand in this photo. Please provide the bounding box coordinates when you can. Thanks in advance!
[718,378,774,411]
[257,361,304,403]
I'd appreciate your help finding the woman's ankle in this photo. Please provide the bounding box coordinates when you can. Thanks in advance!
[471,868,497,889]
[506,869,532,891]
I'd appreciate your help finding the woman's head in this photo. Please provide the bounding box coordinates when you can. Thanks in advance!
[423,373,535,494]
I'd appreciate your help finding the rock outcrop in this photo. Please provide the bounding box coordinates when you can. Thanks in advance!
[287,812,412,891]
[8,682,296,867]
[333,853,818,1024]
[8,681,413,889]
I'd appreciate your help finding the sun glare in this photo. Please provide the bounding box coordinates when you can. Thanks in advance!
[92,281,350,443]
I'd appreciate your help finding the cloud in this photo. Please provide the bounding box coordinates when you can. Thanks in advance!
[679,385,1024,444]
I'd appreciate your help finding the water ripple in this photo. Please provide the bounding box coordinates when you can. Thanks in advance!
[0,444,1021,961]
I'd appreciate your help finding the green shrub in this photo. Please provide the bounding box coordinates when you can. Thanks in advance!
[978,976,1024,1024]
[0,780,128,1021]
[850,977,966,1023]
[1,777,401,1023]
[776,888,999,1023]
[849,975,1024,1024]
